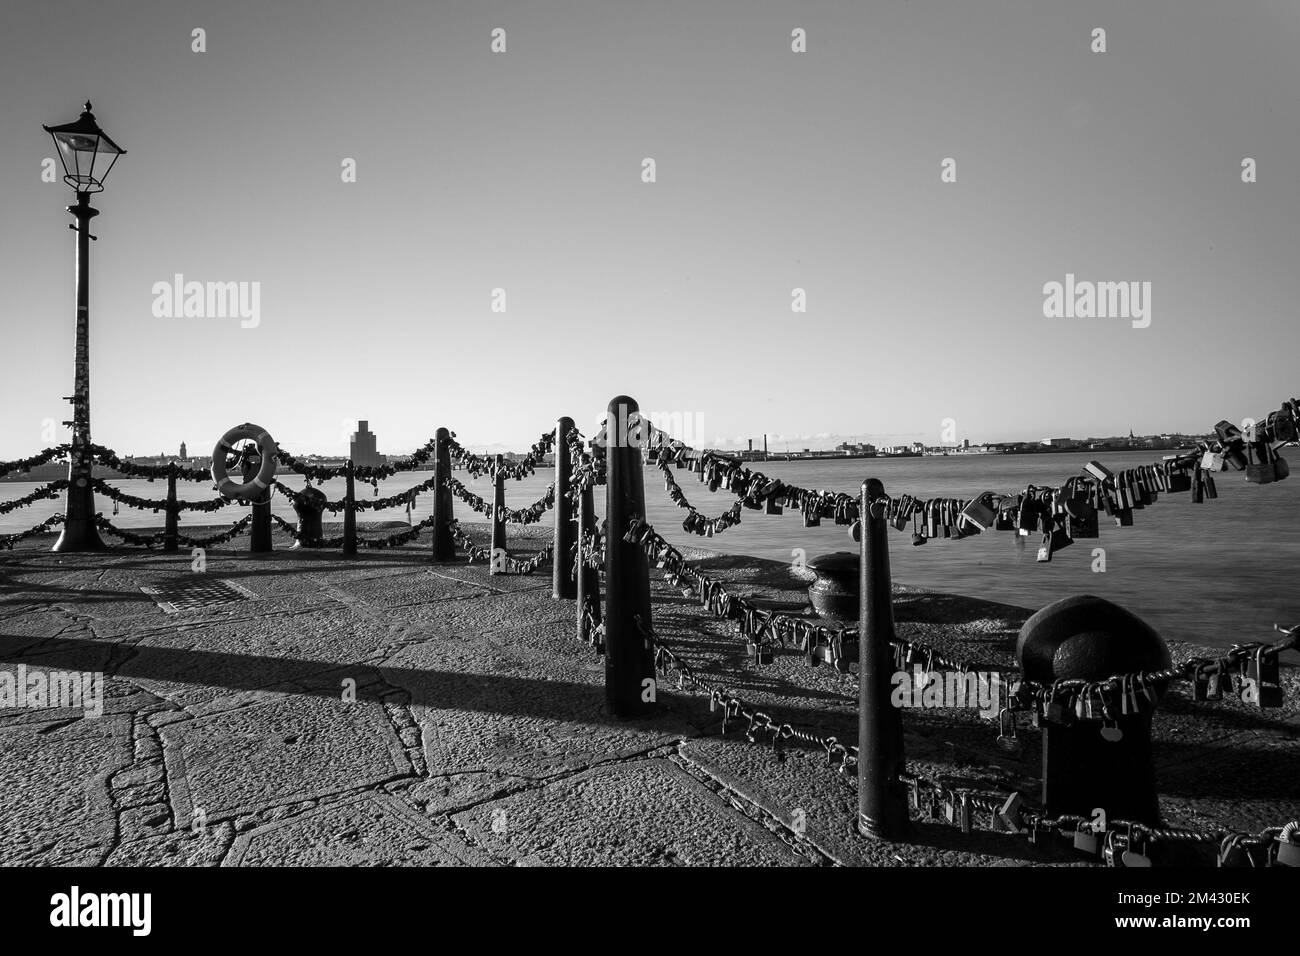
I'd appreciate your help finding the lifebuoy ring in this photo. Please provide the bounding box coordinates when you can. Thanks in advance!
[211,423,278,499]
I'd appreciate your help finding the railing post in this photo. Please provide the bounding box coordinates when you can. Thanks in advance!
[604,395,655,719]
[343,460,357,556]
[553,416,576,599]
[244,454,273,554]
[858,478,911,841]
[432,427,455,560]
[162,463,179,553]
[250,487,273,553]
[490,454,507,574]
[576,483,601,646]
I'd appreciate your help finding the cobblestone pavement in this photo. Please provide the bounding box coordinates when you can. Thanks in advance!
[1,524,1296,866]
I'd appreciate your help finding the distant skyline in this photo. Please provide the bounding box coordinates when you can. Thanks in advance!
[128,423,1207,458]
[3,1,1299,458]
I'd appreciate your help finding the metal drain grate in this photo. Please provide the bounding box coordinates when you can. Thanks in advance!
[140,579,257,614]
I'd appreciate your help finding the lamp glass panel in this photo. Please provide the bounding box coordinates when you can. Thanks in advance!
[54,131,122,187]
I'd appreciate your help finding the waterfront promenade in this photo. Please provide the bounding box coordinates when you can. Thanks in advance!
[1,523,1296,867]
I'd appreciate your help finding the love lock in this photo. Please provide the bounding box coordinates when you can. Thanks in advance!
[1073,822,1100,856]
[1274,832,1300,867]
[995,707,1024,756]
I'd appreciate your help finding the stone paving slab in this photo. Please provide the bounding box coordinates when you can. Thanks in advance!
[159,694,411,825]
[0,714,132,866]
[450,759,812,866]
[104,823,236,867]
[224,791,492,866]
[385,636,698,786]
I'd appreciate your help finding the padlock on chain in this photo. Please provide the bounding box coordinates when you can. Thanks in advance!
[1104,827,1152,867]
[1035,529,1053,563]
[1064,499,1099,539]
[1214,421,1249,471]
[992,792,1023,833]
[892,495,912,532]
[1245,441,1277,484]
[994,495,1018,531]
[1074,822,1100,855]
[1272,445,1291,481]
[958,492,997,533]
[1192,662,1210,701]
[1274,833,1300,867]
[1044,683,1074,725]
[1242,646,1282,708]
[995,707,1024,756]
[957,792,973,834]
[1165,456,1193,492]
[1205,659,1227,700]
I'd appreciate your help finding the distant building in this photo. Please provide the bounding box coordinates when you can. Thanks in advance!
[350,421,388,468]
[179,441,187,459]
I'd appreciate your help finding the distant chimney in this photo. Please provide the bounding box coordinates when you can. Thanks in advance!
[748,439,753,452]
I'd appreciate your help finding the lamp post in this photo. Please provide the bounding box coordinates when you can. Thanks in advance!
[43,102,126,552]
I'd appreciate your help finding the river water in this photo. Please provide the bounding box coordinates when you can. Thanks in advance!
[4,449,1297,650]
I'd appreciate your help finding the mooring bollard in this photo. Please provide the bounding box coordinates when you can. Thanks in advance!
[1017,594,1170,828]
[432,427,455,560]
[604,395,655,719]
[553,416,576,599]
[490,454,507,574]
[342,461,357,556]
[291,485,327,548]
[244,454,273,553]
[162,463,179,554]
[858,478,911,841]
[576,483,600,645]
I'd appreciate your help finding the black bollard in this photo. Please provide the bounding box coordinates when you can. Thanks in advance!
[292,485,327,548]
[857,478,911,841]
[162,463,179,554]
[490,454,507,574]
[432,427,455,560]
[342,461,357,556]
[603,395,655,719]
[1016,594,1171,827]
[244,453,273,553]
[552,416,577,599]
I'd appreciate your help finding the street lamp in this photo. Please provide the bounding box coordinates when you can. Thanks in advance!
[43,101,126,552]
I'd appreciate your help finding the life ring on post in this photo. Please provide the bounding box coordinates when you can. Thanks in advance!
[211,423,278,499]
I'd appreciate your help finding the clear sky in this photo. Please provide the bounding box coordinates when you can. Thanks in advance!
[2,0,1297,458]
